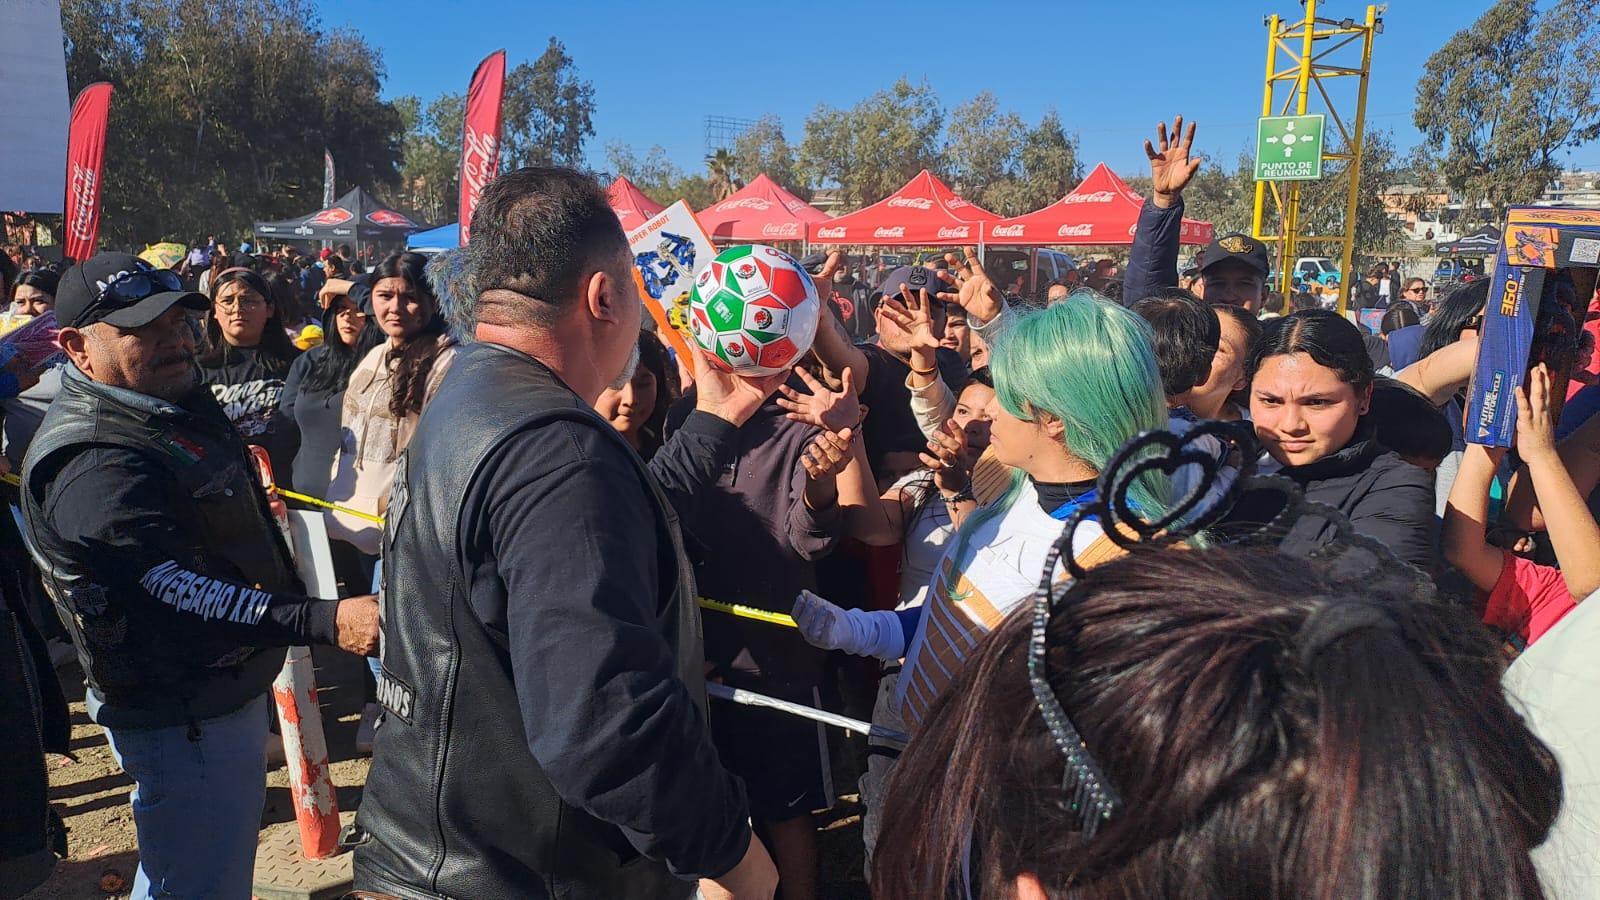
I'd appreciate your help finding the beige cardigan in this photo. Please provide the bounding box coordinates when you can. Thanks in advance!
[324,338,457,554]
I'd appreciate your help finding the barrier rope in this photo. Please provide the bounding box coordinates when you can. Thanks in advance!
[8,471,799,631]
[706,682,907,747]
[697,597,798,629]
[277,488,386,525]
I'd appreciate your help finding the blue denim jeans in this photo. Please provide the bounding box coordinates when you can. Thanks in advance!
[94,693,270,899]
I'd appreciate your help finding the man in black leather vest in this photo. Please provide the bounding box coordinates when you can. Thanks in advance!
[20,253,381,899]
[353,168,782,900]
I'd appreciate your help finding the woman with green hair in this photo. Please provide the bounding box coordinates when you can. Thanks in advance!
[792,292,1169,727]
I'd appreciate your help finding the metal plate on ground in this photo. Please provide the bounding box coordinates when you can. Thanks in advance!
[251,811,356,900]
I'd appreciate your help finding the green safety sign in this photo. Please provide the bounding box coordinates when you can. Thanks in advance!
[1255,115,1325,181]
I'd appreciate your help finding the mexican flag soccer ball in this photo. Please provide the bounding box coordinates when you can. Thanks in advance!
[688,244,820,375]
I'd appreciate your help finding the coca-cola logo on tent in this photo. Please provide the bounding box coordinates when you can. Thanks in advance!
[308,207,354,226]
[816,226,847,239]
[715,197,773,212]
[1063,191,1116,204]
[1058,224,1094,237]
[991,224,1026,238]
[887,197,933,210]
[936,226,970,239]
[367,209,417,228]
[761,223,801,238]
[874,226,907,239]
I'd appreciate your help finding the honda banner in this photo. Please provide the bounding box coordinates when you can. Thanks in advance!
[458,50,506,246]
[64,82,113,262]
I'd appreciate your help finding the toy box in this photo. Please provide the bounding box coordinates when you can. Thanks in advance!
[1466,207,1600,447]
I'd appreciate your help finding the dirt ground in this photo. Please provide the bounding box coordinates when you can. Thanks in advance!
[25,648,872,899]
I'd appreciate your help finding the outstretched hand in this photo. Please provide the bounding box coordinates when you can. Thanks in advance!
[878,288,942,353]
[934,247,1004,324]
[776,366,861,432]
[1144,115,1202,208]
[1514,363,1558,463]
[691,345,791,428]
[800,428,855,481]
[920,419,972,494]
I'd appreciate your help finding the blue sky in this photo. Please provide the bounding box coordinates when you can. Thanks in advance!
[313,0,1600,180]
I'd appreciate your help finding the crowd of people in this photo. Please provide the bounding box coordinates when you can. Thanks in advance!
[0,114,1594,900]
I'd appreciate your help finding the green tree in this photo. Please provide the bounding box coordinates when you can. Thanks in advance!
[605,142,682,196]
[944,92,1025,211]
[799,78,943,208]
[705,148,741,201]
[61,0,402,246]
[732,115,805,198]
[501,38,596,169]
[395,93,464,225]
[1415,0,1600,214]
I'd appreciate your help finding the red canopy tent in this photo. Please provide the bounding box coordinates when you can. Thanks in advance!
[697,174,830,242]
[983,163,1213,246]
[809,170,995,245]
[607,175,667,232]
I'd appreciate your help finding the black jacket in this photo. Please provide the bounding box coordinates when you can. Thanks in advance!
[20,366,341,729]
[1223,429,1438,572]
[353,343,751,899]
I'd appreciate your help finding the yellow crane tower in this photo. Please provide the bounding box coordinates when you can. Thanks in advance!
[1251,1,1382,315]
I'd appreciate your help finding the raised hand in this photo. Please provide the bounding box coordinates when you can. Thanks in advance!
[777,366,861,432]
[1144,115,1202,207]
[919,418,971,494]
[800,427,854,481]
[935,247,1004,324]
[691,344,791,428]
[1514,363,1557,462]
[877,287,942,353]
[809,249,844,303]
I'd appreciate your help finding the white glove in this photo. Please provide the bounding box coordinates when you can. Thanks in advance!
[791,591,906,661]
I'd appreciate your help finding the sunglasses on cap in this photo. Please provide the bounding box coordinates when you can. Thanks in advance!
[100,265,184,304]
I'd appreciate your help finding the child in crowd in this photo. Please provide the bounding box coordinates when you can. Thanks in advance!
[1444,365,1589,652]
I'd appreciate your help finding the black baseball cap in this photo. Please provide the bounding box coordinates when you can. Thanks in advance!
[55,252,208,329]
[874,265,946,303]
[1200,233,1270,277]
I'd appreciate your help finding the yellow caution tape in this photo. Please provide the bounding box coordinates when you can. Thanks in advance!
[277,488,386,525]
[697,597,798,629]
[8,470,793,632]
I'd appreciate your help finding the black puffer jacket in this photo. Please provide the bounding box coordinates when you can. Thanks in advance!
[1223,428,1438,572]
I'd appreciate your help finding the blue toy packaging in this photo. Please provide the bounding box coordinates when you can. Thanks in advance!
[1466,207,1600,447]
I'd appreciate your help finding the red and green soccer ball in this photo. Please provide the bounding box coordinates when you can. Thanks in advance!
[688,244,820,376]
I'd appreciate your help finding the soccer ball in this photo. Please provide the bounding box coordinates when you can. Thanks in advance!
[688,245,820,375]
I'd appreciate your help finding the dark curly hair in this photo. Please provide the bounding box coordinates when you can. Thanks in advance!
[372,252,450,419]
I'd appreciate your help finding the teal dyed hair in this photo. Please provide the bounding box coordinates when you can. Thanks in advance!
[947,294,1170,577]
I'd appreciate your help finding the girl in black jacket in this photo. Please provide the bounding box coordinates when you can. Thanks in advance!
[1225,309,1438,571]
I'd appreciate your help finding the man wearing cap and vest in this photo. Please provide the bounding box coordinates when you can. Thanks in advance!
[20,252,380,900]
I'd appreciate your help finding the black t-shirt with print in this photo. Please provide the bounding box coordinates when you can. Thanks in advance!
[201,345,301,491]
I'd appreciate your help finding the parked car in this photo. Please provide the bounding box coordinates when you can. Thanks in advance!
[1294,257,1341,287]
[1434,256,1486,288]
[983,248,1080,304]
